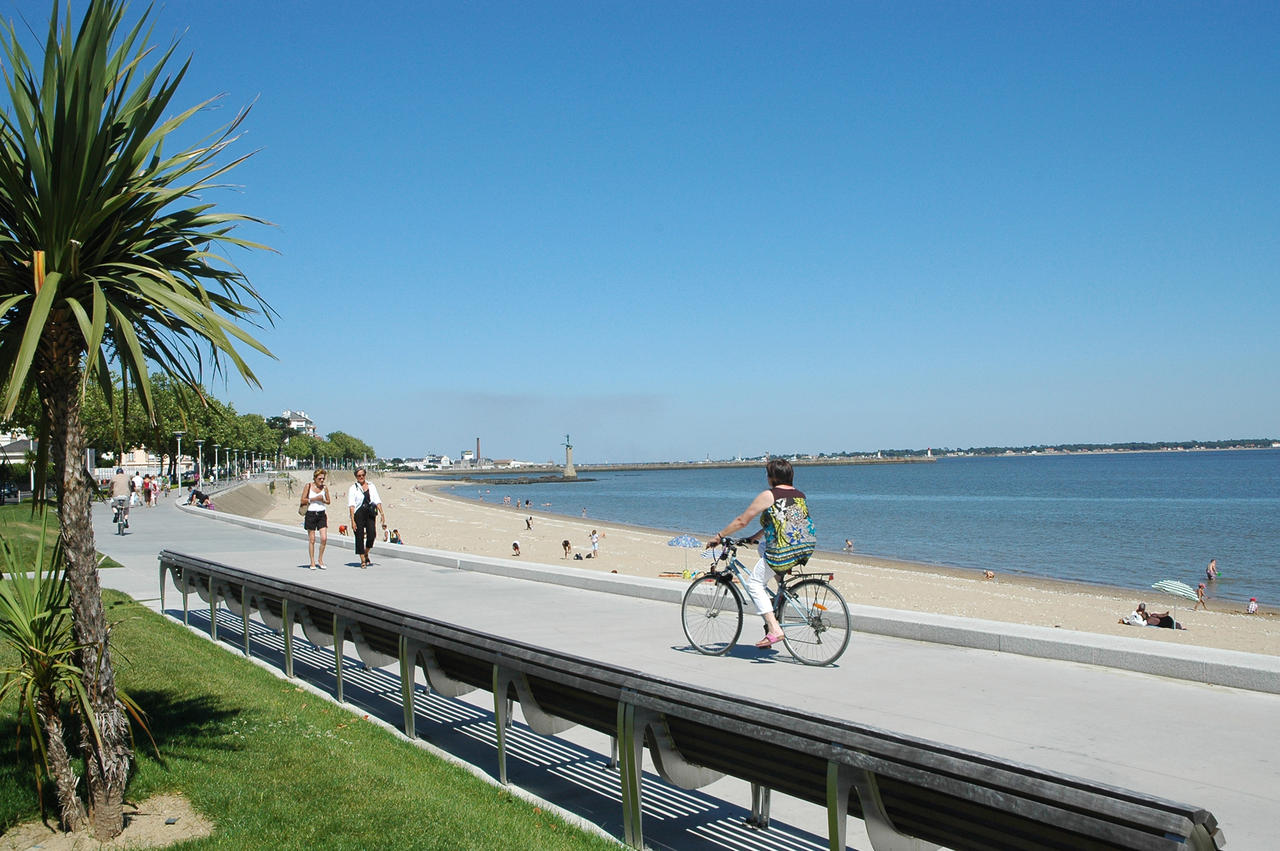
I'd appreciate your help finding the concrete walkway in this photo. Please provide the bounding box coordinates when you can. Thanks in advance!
[94,494,1279,849]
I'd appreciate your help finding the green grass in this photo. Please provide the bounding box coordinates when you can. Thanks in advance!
[0,589,619,849]
[0,502,124,571]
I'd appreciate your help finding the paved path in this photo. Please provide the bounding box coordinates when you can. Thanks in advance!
[94,496,1278,849]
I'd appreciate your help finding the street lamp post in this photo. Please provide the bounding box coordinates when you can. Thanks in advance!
[174,431,185,481]
[195,439,205,484]
[213,445,220,482]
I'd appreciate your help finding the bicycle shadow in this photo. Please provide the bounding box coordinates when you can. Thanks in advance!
[670,643,804,665]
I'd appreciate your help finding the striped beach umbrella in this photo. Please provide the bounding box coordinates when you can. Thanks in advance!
[1151,579,1198,625]
[1151,580,1197,601]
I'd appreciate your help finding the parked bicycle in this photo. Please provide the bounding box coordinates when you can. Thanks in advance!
[681,537,851,665]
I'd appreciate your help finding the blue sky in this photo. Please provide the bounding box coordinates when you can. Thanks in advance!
[42,1,1280,461]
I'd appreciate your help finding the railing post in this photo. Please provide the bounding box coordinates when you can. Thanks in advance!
[400,636,417,738]
[209,582,218,641]
[158,559,166,612]
[749,783,771,829]
[617,695,644,849]
[333,614,346,703]
[181,569,189,625]
[282,600,294,679]
[241,587,251,656]
[827,756,853,851]
[493,664,510,785]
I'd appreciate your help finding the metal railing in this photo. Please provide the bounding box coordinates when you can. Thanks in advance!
[158,549,1224,851]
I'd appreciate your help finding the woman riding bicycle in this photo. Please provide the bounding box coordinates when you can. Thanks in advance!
[708,458,816,648]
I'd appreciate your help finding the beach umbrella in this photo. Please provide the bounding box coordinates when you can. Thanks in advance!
[667,534,702,573]
[1151,579,1197,625]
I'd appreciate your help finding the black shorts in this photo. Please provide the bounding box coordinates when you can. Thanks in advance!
[304,510,328,531]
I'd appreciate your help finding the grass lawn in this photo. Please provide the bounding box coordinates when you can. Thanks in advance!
[0,532,619,848]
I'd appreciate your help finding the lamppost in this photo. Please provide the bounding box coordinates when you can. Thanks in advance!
[173,431,185,481]
[213,445,220,482]
[195,439,205,484]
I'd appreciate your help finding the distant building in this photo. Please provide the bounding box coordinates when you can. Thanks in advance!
[0,435,35,464]
[282,409,316,436]
[414,455,452,470]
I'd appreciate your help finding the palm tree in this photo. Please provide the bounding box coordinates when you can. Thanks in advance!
[0,1,273,838]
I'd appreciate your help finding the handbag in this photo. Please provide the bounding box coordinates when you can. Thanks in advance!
[298,503,308,517]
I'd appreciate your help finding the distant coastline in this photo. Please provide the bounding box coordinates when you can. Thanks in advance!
[389,440,1278,474]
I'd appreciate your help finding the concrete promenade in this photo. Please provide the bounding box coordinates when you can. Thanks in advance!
[93,494,1278,849]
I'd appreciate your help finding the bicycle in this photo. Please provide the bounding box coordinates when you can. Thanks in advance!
[110,496,130,535]
[681,537,851,666]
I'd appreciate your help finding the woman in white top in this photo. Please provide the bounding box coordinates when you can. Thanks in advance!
[347,467,386,568]
[301,468,331,570]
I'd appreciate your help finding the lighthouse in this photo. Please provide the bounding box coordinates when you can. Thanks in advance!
[563,434,577,478]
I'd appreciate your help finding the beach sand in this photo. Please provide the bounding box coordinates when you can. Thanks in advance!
[239,471,1278,657]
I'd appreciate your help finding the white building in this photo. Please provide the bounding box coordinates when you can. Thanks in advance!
[282,409,316,436]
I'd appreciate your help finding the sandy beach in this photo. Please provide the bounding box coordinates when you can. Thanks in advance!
[236,470,1278,657]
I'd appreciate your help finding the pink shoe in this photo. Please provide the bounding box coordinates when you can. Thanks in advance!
[754,633,784,648]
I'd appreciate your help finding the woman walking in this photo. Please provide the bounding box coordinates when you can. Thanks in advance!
[301,469,331,570]
[347,467,386,568]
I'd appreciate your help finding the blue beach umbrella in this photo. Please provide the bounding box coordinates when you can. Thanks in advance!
[667,534,702,572]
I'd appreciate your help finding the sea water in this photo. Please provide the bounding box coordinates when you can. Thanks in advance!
[441,449,1280,605]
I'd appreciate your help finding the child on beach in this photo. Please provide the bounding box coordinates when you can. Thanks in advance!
[1247,597,1258,614]
[1194,583,1209,611]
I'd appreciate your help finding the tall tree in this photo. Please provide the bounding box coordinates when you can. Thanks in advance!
[0,1,273,838]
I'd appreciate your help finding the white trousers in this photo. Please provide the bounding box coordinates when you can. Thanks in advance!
[743,556,779,616]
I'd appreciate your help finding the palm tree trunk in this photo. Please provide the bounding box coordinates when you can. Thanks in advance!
[38,330,130,841]
[37,690,88,831]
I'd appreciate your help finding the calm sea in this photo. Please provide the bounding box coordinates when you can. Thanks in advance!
[440,449,1280,605]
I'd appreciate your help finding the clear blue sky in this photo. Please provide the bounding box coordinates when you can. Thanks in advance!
[53,1,1280,461]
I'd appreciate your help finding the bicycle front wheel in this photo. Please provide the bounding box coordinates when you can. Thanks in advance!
[780,579,851,666]
[681,573,744,655]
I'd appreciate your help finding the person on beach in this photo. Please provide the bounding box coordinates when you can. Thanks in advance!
[843,539,854,552]
[1194,582,1209,611]
[562,539,572,559]
[1206,559,1218,581]
[590,530,600,558]
[347,467,386,568]
[707,458,815,649]
[390,529,402,544]
[526,516,533,530]
[512,541,521,556]
[301,468,331,570]
[1120,606,1148,626]
[1121,602,1186,629]
[1247,597,1258,614]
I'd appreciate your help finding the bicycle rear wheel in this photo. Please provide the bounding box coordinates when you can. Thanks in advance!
[779,579,851,665]
[681,573,744,655]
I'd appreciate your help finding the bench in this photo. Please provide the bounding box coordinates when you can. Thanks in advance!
[159,550,1225,850]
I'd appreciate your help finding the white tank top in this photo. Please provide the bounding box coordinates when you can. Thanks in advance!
[306,483,328,511]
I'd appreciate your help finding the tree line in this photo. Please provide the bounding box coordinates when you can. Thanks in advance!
[1,374,375,474]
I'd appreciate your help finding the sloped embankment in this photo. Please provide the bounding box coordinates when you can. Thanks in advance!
[209,482,277,519]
